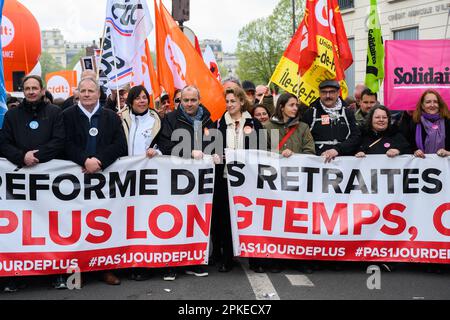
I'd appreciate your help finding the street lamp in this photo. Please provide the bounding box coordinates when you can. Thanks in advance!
[172,0,190,27]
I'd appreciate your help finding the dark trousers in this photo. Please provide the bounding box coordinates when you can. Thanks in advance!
[211,174,234,266]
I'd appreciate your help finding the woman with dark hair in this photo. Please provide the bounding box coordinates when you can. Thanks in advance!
[354,105,410,273]
[122,85,161,159]
[250,105,270,124]
[355,105,411,158]
[263,93,315,273]
[121,85,162,281]
[406,89,450,158]
[173,89,182,109]
[211,86,266,273]
[264,92,315,157]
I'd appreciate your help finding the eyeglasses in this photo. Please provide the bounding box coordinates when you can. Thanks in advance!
[320,90,338,95]
[174,98,180,104]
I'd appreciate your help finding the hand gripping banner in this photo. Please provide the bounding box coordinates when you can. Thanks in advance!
[0,156,214,276]
[226,149,450,264]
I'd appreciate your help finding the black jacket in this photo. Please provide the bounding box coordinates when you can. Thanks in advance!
[62,105,127,169]
[0,99,65,166]
[302,97,361,155]
[358,127,411,155]
[214,112,265,177]
[158,105,215,158]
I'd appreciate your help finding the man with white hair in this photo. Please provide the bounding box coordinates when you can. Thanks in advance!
[62,77,127,286]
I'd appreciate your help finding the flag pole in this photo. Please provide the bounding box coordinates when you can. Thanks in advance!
[96,23,107,81]
[110,35,122,113]
[445,8,450,39]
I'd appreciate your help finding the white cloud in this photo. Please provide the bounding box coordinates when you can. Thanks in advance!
[18,0,279,52]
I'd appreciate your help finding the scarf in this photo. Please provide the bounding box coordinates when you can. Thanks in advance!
[131,108,149,117]
[415,113,445,153]
[320,98,343,122]
[179,104,204,131]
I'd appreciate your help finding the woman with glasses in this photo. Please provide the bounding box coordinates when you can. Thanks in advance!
[355,105,410,158]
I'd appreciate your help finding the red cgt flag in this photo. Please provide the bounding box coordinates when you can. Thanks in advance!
[154,0,225,120]
[298,0,353,96]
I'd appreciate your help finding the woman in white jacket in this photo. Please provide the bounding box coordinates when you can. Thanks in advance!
[122,85,162,158]
[121,85,162,281]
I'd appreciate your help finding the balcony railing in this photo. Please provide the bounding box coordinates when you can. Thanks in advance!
[338,0,354,10]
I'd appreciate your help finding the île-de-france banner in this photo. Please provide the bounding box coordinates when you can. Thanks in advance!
[226,149,450,264]
[271,0,353,105]
[0,156,214,276]
[384,40,450,111]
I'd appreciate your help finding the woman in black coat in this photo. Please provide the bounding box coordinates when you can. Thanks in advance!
[356,105,411,158]
[211,86,265,273]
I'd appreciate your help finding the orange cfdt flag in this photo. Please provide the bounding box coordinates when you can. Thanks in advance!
[154,0,225,121]
[145,39,160,99]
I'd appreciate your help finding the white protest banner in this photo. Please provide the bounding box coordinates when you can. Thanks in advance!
[226,149,450,264]
[0,156,214,276]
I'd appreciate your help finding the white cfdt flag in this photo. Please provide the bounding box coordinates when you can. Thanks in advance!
[104,0,153,63]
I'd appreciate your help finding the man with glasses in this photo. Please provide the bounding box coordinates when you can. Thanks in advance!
[303,79,361,163]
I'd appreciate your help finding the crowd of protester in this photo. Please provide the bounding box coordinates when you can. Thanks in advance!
[0,72,449,292]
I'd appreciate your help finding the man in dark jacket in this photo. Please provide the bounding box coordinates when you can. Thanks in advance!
[303,79,361,162]
[158,85,215,279]
[63,78,127,173]
[0,75,65,167]
[62,77,127,286]
[0,75,65,293]
[159,85,215,159]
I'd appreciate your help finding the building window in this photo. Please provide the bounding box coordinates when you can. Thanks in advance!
[338,0,354,10]
[394,27,419,40]
[345,37,355,96]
